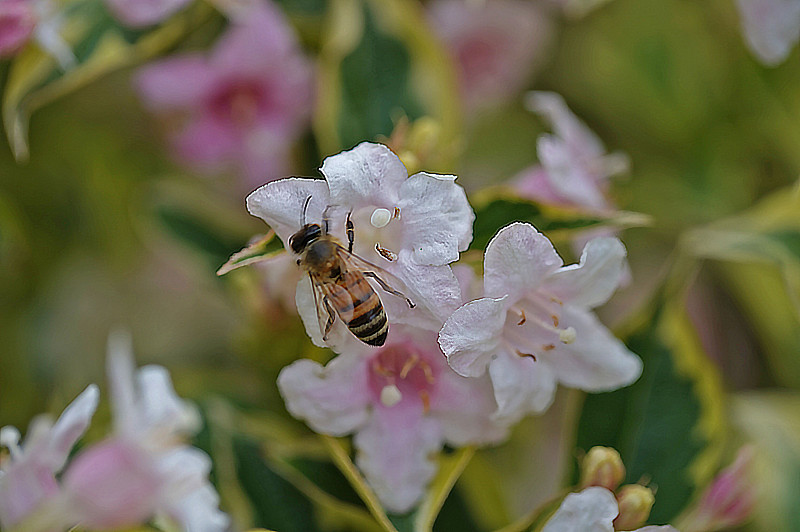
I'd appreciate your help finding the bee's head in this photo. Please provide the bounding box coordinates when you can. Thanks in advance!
[289,223,322,254]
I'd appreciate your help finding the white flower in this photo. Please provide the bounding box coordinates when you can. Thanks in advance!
[278,325,507,513]
[542,487,678,532]
[61,332,228,532]
[439,223,641,421]
[734,0,800,66]
[0,385,98,529]
[246,142,472,342]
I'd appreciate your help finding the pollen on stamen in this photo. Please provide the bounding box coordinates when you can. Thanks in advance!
[559,326,577,344]
[380,384,403,407]
[516,349,537,361]
[399,354,419,379]
[419,389,431,414]
[517,309,527,325]
[420,360,435,384]
[370,208,392,228]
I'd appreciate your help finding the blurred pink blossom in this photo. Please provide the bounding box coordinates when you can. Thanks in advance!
[0,385,99,529]
[427,0,553,112]
[61,332,229,531]
[136,0,313,188]
[735,0,800,66]
[278,325,507,513]
[104,0,192,27]
[513,91,629,211]
[0,0,37,58]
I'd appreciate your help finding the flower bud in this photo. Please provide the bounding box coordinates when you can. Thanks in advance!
[0,1,37,59]
[613,484,654,530]
[580,446,626,491]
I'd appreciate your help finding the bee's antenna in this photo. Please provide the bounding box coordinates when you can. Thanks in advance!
[301,195,312,226]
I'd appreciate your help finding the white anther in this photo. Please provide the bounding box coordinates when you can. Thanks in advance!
[380,384,403,407]
[0,426,21,457]
[370,208,392,228]
[559,326,577,344]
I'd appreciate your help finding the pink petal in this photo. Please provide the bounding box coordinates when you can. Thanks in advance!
[173,114,238,170]
[432,370,508,445]
[105,0,192,28]
[135,55,215,111]
[483,222,563,299]
[439,296,508,378]
[488,350,557,421]
[44,384,100,472]
[0,1,37,58]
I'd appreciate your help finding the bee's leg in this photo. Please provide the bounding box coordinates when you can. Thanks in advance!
[321,205,332,234]
[322,295,336,340]
[346,211,354,253]
[364,271,415,308]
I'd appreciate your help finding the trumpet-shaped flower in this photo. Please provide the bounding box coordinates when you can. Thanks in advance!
[246,142,471,339]
[542,487,678,532]
[438,223,641,421]
[734,0,800,66]
[427,0,552,112]
[136,0,313,188]
[0,385,99,529]
[513,92,629,211]
[278,325,507,513]
[104,0,191,27]
[60,333,228,531]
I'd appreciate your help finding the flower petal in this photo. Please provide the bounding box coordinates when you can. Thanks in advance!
[397,172,474,265]
[735,0,800,66]
[165,483,230,532]
[488,350,556,421]
[105,0,191,27]
[107,331,138,434]
[320,142,408,209]
[439,297,508,378]
[246,177,330,244]
[354,407,442,514]
[545,237,627,309]
[137,366,201,437]
[543,306,642,392]
[483,222,563,299]
[278,355,371,436]
[542,487,618,532]
[135,56,214,111]
[44,384,99,472]
[295,275,354,350]
[432,371,508,445]
[172,114,238,171]
[385,250,462,326]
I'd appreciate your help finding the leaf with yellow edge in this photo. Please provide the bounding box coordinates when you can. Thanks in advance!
[314,0,460,170]
[2,0,210,161]
[217,231,285,275]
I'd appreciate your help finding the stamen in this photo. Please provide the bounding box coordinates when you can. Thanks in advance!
[399,354,419,379]
[393,206,401,219]
[517,309,527,326]
[552,314,559,327]
[372,359,394,378]
[370,208,392,228]
[516,349,537,361]
[380,384,403,407]
[375,243,397,262]
[542,344,556,351]
[419,389,431,414]
[420,360,435,384]
[559,327,577,344]
[0,426,21,458]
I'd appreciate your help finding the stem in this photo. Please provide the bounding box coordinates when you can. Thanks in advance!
[413,446,476,532]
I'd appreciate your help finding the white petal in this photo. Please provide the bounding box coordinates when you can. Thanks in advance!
[354,408,442,514]
[397,172,474,265]
[483,223,563,299]
[137,366,201,438]
[295,276,352,349]
[543,306,642,392]
[166,484,230,532]
[277,355,371,436]
[537,135,608,209]
[246,178,330,244]
[438,297,508,378]
[735,0,800,66]
[526,91,604,159]
[432,371,509,445]
[545,237,627,309]
[488,351,557,421]
[542,487,618,532]
[44,384,99,472]
[320,142,408,209]
[386,250,462,326]
[107,330,139,434]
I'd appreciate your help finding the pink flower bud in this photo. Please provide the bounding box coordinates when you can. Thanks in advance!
[0,0,37,58]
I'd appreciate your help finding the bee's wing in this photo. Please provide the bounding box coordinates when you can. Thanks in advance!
[310,271,357,339]
[333,244,415,308]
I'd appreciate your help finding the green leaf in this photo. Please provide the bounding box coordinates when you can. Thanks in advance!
[2,0,212,160]
[574,293,727,523]
[315,0,460,164]
[469,189,651,252]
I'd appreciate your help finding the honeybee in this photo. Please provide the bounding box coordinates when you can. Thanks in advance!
[289,199,414,347]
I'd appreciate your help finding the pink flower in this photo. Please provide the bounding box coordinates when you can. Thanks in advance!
[427,0,553,112]
[438,223,641,421]
[104,0,192,27]
[0,0,37,58]
[0,385,99,529]
[734,0,800,66]
[278,325,507,513]
[136,0,313,188]
[60,332,229,532]
[246,142,472,345]
[542,487,678,532]
[513,92,629,211]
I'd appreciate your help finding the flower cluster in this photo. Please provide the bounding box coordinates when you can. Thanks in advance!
[245,142,642,512]
[0,333,228,532]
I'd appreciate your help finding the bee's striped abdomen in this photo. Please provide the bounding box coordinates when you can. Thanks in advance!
[342,274,388,346]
